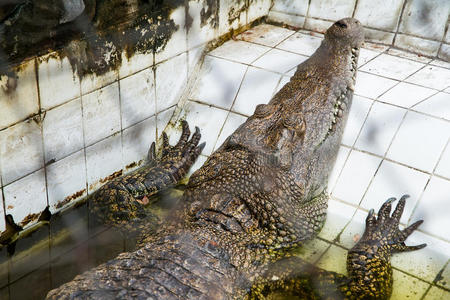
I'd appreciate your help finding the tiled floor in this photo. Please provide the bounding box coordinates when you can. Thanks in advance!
[169,23,450,298]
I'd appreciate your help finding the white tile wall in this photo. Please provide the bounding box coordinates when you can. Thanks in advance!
[247,0,272,23]
[354,0,404,31]
[187,1,217,49]
[155,7,187,64]
[0,59,39,130]
[218,0,247,36]
[271,0,309,16]
[308,0,356,21]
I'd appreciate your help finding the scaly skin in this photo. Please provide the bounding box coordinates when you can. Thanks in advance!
[47,18,426,299]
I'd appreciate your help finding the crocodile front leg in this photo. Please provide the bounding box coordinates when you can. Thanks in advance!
[89,121,205,230]
[247,195,425,299]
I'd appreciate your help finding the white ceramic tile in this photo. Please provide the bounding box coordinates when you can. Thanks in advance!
[357,48,381,67]
[180,101,228,155]
[387,111,450,172]
[439,43,450,62]
[86,134,122,193]
[328,146,351,192]
[4,169,47,228]
[214,112,247,151]
[277,32,322,56]
[304,18,333,34]
[80,70,118,96]
[332,150,382,205]
[425,287,450,300]
[386,48,433,64]
[354,0,404,31]
[218,0,246,36]
[0,59,39,130]
[272,76,291,95]
[354,101,405,156]
[156,106,176,141]
[156,53,188,112]
[187,1,217,49]
[46,150,87,213]
[189,56,247,109]
[120,68,156,129]
[342,95,373,146]
[232,67,281,116]
[188,45,205,76]
[390,269,429,300]
[430,59,450,69]
[38,53,80,110]
[252,49,308,74]
[0,120,44,185]
[271,0,309,16]
[267,11,306,28]
[316,245,348,275]
[43,98,84,163]
[360,54,425,81]
[406,66,450,90]
[155,6,187,64]
[378,82,437,108]
[308,0,356,21]
[247,0,272,22]
[209,40,270,64]
[354,71,399,99]
[362,27,395,44]
[118,51,153,79]
[82,82,121,146]
[395,34,441,57]
[399,0,450,40]
[0,190,5,232]
[435,142,450,179]
[122,116,156,171]
[337,209,366,249]
[391,231,450,283]
[318,198,356,242]
[237,24,295,47]
[410,176,450,241]
[413,92,450,121]
[361,160,429,224]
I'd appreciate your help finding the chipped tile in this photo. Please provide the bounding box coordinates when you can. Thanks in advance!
[277,32,323,56]
[332,150,381,205]
[354,71,398,99]
[237,24,295,47]
[156,53,188,112]
[4,169,47,228]
[209,40,270,64]
[232,67,281,116]
[342,95,373,146]
[410,176,450,241]
[390,269,429,299]
[82,82,121,146]
[354,0,404,31]
[318,198,356,242]
[354,101,405,155]
[361,160,429,224]
[378,82,437,108]
[360,54,425,80]
[387,112,450,172]
[122,116,156,171]
[46,150,87,213]
[406,66,450,90]
[308,0,356,21]
[413,92,450,121]
[189,56,247,109]
[43,98,83,163]
[214,112,247,151]
[252,49,308,74]
[0,59,39,130]
[179,101,228,156]
[85,134,122,193]
[0,120,44,185]
[38,53,80,110]
[120,68,156,129]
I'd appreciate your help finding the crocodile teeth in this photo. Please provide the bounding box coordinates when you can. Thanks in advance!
[332,116,336,123]
[352,48,357,54]
[337,109,343,117]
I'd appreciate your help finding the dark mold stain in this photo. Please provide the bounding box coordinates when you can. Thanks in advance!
[199,0,219,28]
[20,212,40,227]
[56,189,87,209]
[99,170,123,184]
[227,0,246,26]
[0,0,186,77]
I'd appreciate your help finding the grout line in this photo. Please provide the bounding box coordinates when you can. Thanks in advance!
[351,0,359,18]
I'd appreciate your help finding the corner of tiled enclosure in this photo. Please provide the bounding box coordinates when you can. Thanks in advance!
[0,0,272,234]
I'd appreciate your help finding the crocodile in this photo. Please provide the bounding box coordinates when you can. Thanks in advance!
[47,18,426,299]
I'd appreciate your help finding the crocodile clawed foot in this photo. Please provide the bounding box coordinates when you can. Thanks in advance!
[362,195,426,254]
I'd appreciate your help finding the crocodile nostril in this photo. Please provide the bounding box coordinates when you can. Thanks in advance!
[336,20,348,28]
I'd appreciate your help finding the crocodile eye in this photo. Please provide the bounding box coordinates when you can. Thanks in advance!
[254,104,276,118]
[336,20,348,28]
